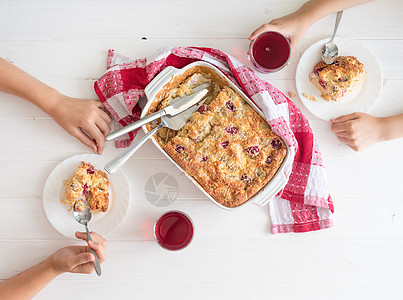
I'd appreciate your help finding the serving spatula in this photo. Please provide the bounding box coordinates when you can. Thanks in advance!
[106,83,210,141]
[104,91,209,174]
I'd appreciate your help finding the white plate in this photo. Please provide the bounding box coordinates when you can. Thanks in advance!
[43,154,131,238]
[296,37,383,121]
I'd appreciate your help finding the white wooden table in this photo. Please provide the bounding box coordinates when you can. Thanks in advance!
[1,1,403,299]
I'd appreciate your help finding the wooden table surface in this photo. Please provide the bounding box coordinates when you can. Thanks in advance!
[1,1,403,299]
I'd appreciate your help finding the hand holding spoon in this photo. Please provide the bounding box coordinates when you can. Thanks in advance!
[321,11,343,64]
[73,199,102,276]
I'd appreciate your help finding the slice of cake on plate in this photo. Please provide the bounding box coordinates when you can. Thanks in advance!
[309,56,366,102]
[62,161,109,213]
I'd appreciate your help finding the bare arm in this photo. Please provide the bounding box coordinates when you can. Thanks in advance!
[0,232,107,300]
[331,113,403,151]
[0,58,112,154]
[249,0,374,56]
[0,257,61,300]
[287,0,374,28]
[381,114,403,141]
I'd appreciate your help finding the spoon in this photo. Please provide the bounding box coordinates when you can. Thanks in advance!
[321,11,343,64]
[73,199,102,276]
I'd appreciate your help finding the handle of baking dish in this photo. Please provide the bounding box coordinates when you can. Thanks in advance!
[144,66,177,102]
[251,171,288,207]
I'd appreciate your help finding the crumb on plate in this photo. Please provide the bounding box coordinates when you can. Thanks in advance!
[303,92,317,102]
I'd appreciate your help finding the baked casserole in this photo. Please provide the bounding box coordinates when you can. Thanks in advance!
[146,66,287,207]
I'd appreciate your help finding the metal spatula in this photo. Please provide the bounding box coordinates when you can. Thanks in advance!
[106,83,210,141]
[104,96,207,174]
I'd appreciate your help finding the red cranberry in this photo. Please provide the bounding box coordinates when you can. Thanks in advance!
[175,145,185,153]
[319,80,327,89]
[82,183,89,195]
[200,156,208,162]
[245,145,260,155]
[220,141,230,149]
[265,156,272,164]
[271,138,282,149]
[314,67,324,76]
[241,174,252,184]
[225,101,235,111]
[225,126,238,135]
[86,166,95,175]
[197,105,207,113]
[334,60,340,66]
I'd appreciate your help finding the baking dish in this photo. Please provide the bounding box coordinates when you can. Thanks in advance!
[142,61,291,210]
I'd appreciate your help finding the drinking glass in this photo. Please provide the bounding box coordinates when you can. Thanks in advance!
[249,31,291,73]
[154,210,194,251]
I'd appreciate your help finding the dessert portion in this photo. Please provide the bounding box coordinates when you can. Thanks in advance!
[309,56,366,102]
[146,66,287,208]
[62,161,109,213]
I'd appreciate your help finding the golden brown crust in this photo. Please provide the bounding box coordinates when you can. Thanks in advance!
[147,66,287,207]
[309,56,366,102]
[61,161,109,213]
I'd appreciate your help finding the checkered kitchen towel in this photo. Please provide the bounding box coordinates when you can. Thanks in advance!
[94,47,334,234]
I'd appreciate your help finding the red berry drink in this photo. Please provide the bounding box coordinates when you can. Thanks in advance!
[250,31,291,73]
[154,211,194,250]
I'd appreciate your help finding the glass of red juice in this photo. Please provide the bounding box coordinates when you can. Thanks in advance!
[153,210,194,251]
[249,31,291,73]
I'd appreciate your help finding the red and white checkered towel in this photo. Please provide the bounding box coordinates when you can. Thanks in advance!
[94,47,334,234]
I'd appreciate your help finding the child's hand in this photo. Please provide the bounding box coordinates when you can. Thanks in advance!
[331,112,384,151]
[248,12,309,57]
[49,231,107,275]
[48,94,112,154]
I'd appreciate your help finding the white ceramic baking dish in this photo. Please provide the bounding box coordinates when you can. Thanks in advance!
[142,61,291,210]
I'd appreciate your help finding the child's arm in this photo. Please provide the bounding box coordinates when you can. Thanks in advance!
[0,232,107,300]
[0,57,112,154]
[0,256,62,300]
[331,113,403,151]
[249,0,374,56]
